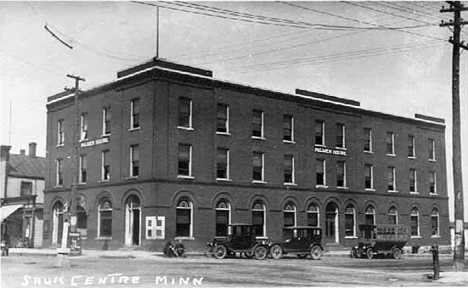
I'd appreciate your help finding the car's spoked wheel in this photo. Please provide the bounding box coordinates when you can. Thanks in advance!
[366,248,374,259]
[213,245,227,259]
[310,246,323,260]
[392,247,401,259]
[254,245,268,260]
[270,244,283,260]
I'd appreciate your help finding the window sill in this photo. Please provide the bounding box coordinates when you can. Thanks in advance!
[178,175,194,180]
[252,180,267,184]
[284,182,297,186]
[365,188,375,192]
[429,159,437,162]
[430,193,438,196]
[410,191,419,194]
[129,127,140,132]
[216,131,231,136]
[78,183,87,186]
[177,126,193,131]
[126,176,139,180]
[252,136,265,140]
[216,178,232,182]
[101,134,111,137]
[387,190,399,193]
[408,156,417,160]
[95,237,112,240]
[345,236,358,239]
[431,235,441,238]
[337,186,349,190]
[53,185,63,188]
[56,144,64,148]
[255,236,268,240]
[363,150,374,154]
[335,147,347,150]
[283,140,295,144]
[410,236,422,239]
[314,144,326,148]
[175,237,194,241]
[386,153,396,157]
[316,185,328,189]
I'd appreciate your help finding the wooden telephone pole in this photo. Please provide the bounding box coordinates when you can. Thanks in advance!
[440,1,468,271]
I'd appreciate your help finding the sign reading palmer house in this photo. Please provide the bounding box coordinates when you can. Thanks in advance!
[314,147,347,156]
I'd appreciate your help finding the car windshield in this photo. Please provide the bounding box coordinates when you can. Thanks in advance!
[229,225,251,236]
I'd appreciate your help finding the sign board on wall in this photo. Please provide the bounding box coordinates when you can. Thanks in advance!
[314,147,347,156]
[145,216,165,240]
[80,137,109,148]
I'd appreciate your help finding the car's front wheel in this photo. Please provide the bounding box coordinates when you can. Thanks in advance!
[392,247,401,259]
[254,245,268,260]
[270,244,283,259]
[310,246,323,260]
[213,245,227,259]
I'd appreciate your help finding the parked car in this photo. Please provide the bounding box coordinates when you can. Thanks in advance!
[350,224,410,259]
[268,226,323,260]
[205,223,269,260]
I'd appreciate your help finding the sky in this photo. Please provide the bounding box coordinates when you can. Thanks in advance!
[0,1,467,221]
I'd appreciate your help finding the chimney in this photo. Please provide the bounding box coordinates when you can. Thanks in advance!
[1,145,11,162]
[20,149,26,155]
[29,142,37,157]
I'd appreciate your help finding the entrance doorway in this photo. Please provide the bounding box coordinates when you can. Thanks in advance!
[125,195,141,246]
[325,202,339,244]
[52,201,64,245]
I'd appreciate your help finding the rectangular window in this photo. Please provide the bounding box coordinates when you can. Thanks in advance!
[103,107,111,135]
[387,167,396,191]
[79,154,87,183]
[345,207,355,237]
[431,213,439,236]
[365,164,373,189]
[363,128,372,152]
[57,119,64,145]
[252,152,264,182]
[386,132,395,155]
[56,159,63,186]
[252,110,264,138]
[408,135,415,158]
[411,213,419,236]
[284,155,294,184]
[409,169,417,192]
[337,161,346,187]
[283,115,294,142]
[20,181,32,197]
[216,148,229,179]
[131,98,140,129]
[178,97,192,128]
[428,138,436,160]
[315,120,325,146]
[316,159,326,186]
[178,144,192,177]
[216,104,229,133]
[80,113,88,140]
[429,171,437,194]
[102,150,110,181]
[130,145,139,177]
[336,123,345,148]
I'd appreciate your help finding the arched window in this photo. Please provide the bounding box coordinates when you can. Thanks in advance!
[98,198,112,237]
[176,197,192,237]
[388,207,398,225]
[52,201,64,245]
[215,200,230,236]
[307,203,319,227]
[345,204,356,237]
[365,206,376,225]
[252,200,266,237]
[283,202,296,227]
[431,208,439,237]
[76,197,87,236]
[410,208,420,236]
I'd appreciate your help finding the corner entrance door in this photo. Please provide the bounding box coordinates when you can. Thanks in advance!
[52,201,64,245]
[125,195,141,246]
[325,202,339,244]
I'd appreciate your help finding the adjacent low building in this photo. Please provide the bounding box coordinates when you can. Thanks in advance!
[43,59,449,252]
[1,143,45,248]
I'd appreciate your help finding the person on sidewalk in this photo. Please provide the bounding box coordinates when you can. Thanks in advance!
[1,230,10,256]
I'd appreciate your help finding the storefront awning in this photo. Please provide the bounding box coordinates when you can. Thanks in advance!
[1,205,23,222]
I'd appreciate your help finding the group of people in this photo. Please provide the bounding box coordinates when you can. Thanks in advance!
[163,240,186,258]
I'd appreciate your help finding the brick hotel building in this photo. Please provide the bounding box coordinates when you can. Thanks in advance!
[43,59,449,251]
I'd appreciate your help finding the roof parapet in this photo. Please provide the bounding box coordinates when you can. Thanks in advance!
[295,89,360,107]
[117,58,213,79]
[415,113,445,124]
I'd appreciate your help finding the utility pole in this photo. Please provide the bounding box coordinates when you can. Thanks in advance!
[156,6,160,59]
[440,1,468,272]
[66,74,85,233]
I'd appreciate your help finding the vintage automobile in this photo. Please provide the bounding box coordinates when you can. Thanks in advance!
[350,224,410,259]
[205,223,269,260]
[268,226,323,260]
